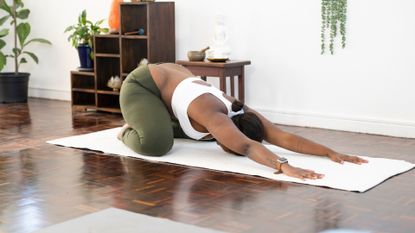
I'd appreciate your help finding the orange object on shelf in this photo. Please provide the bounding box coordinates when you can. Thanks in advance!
[109,0,123,33]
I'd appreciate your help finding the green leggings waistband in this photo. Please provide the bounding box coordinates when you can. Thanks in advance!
[122,65,161,97]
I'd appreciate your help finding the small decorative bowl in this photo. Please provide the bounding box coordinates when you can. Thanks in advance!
[187,51,206,61]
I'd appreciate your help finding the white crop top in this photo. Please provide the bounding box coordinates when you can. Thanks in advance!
[171,77,244,140]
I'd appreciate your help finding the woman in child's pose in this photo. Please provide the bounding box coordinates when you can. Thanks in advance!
[118,62,367,180]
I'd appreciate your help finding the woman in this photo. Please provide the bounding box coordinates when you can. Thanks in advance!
[118,62,368,180]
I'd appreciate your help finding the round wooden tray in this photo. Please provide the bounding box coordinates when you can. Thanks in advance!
[207,58,229,62]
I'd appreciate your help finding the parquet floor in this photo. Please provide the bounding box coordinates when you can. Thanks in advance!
[0,98,414,233]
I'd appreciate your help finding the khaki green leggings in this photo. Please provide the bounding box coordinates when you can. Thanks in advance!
[119,65,188,156]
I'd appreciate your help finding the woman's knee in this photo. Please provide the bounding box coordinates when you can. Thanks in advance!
[140,132,173,156]
[123,128,173,157]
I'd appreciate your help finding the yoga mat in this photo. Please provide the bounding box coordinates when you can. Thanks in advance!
[32,208,224,233]
[47,128,414,192]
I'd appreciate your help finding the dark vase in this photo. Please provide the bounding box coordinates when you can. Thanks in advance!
[0,72,30,103]
[77,44,93,69]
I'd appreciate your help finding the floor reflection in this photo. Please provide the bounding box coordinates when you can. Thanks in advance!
[170,169,293,222]
[72,112,123,129]
[314,197,343,232]
[0,149,43,233]
[80,152,126,204]
[0,103,32,132]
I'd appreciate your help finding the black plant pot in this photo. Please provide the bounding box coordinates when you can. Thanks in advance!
[77,44,94,70]
[0,72,30,103]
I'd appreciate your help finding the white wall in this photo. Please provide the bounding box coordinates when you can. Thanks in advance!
[2,0,114,99]
[3,0,414,138]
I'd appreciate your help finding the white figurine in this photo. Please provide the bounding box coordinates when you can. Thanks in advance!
[107,75,122,91]
[206,14,231,60]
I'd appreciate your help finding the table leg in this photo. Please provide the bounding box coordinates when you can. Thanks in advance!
[220,76,226,93]
[230,76,235,97]
[238,70,245,103]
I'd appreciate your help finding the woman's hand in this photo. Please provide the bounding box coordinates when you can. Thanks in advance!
[278,164,324,180]
[328,151,369,164]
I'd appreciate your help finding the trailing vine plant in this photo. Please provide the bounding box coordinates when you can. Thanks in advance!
[321,0,347,55]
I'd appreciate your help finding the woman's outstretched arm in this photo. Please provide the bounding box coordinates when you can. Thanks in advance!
[202,111,324,180]
[245,106,368,164]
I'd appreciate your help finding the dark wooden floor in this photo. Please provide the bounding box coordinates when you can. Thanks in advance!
[0,98,414,233]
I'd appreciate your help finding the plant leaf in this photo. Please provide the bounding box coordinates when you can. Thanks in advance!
[0,51,6,71]
[16,9,30,19]
[0,39,5,49]
[24,38,52,47]
[0,0,11,14]
[12,47,21,56]
[64,25,74,33]
[80,10,87,25]
[19,57,27,64]
[95,19,104,25]
[16,22,30,47]
[0,28,9,37]
[0,15,10,26]
[23,51,38,63]
[14,0,24,8]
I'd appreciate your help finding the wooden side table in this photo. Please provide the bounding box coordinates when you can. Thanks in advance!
[176,60,251,103]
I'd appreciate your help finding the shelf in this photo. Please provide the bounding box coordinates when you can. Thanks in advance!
[72,105,97,110]
[120,3,147,35]
[97,94,120,110]
[95,36,120,54]
[94,34,120,38]
[95,57,120,90]
[71,71,95,76]
[96,107,121,113]
[72,88,95,93]
[121,2,151,6]
[71,74,95,89]
[95,53,120,58]
[72,92,95,106]
[121,35,148,40]
[72,2,175,114]
[97,90,120,95]
[121,39,147,73]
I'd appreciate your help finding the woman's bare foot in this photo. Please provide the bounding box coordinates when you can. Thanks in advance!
[117,123,130,140]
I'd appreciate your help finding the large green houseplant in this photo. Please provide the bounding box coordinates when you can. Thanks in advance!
[64,10,108,71]
[0,0,51,103]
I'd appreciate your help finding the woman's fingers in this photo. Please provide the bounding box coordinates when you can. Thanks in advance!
[330,155,344,164]
[355,156,369,163]
[281,166,324,180]
[299,169,324,180]
[343,155,369,164]
[331,153,369,165]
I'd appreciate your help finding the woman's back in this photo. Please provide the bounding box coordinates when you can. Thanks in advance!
[148,63,231,135]
[148,63,193,113]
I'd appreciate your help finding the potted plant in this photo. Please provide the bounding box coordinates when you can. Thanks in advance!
[0,0,51,103]
[321,0,347,55]
[64,10,108,71]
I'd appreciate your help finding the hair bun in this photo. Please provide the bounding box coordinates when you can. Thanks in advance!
[231,100,244,112]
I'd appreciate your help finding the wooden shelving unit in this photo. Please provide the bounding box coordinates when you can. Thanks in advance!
[71,2,175,113]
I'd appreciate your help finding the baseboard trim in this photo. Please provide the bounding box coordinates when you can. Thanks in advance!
[28,87,71,101]
[257,108,415,139]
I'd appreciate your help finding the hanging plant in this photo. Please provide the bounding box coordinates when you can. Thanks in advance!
[321,0,347,55]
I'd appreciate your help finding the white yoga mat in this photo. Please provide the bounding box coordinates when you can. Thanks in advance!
[47,128,414,192]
